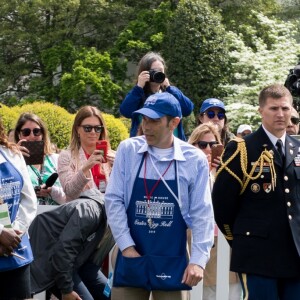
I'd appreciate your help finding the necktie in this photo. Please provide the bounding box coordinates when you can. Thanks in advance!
[276,139,284,161]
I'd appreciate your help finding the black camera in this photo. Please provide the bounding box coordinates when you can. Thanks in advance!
[149,69,165,83]
[285,64,300,97]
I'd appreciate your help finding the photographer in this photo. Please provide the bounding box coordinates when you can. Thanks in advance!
[120,51,194,140]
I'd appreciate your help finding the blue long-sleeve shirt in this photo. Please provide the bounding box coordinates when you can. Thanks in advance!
[105,136,214,268]
[120,85,194,140]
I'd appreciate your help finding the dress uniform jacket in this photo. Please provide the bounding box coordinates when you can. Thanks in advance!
[212,126,300,278]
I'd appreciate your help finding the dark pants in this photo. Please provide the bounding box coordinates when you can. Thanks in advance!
[0,264,31,299]
[49,261,109,300]
[239,273,300,300]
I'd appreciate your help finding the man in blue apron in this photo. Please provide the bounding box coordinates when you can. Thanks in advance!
[105,92,214,300]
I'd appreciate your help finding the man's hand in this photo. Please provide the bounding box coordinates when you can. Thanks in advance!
[0,228,22,252]
[62,291,82,300]
[181,263,204,287]
[122,246,141,258]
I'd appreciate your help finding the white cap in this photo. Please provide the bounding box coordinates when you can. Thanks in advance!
[237,124,252,134]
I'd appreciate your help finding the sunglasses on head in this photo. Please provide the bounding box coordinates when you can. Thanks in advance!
[20,128,42,137]
[291,117,300,125]
[196,141,218,150]
[80,125,104,133]
[203,111,225,120]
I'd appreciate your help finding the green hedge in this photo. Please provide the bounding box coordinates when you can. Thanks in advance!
[1,102,128,150]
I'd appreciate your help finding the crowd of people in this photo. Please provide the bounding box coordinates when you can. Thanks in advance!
[1,51,300,300]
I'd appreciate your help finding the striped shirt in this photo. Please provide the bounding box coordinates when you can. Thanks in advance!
[105,136,214,268]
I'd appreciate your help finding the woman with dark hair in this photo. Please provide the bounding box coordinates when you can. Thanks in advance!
[0,115,37,299]
[198,98,235,146]
[120,51,194,140]
[14,112,66,205]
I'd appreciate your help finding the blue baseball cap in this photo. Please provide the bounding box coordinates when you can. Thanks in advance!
[200,98,226,113]
[133,92,182,119]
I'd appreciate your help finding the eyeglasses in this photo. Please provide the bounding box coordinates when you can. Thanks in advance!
[291,117,300,125]
[203,111,225,120]
[20,128,42,137]
[80,125,104,133]
[196,141,218,149]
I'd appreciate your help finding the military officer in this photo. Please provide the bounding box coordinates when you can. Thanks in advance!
[212,83,300,299]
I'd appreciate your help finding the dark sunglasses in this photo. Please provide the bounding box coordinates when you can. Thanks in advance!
[80,125,104,133]
[241,132,251,137]
[20,128,42,137]
[203,111,225,120]
[291,117,300,125]
[196,141,218,150]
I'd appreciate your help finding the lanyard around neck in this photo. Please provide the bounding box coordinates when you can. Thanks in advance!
[143,153,173,207]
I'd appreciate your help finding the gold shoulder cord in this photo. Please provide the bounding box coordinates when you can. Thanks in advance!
[216,138,276,195]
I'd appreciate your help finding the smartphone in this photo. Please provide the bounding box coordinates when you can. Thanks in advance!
[20,140,44,165]
[96,140,108,163]
[211,144,224,163]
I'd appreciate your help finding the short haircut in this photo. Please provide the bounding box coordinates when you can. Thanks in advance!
[259,84,292,107]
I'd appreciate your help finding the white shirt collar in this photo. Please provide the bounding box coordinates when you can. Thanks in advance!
[137,136,186,161]
[262,124,286,148]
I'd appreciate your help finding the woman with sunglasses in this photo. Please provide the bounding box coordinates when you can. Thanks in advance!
[120,51,194,140]
[0,115,37,300]
[198,98,235,146]
[14,113,66,205]
[58,105,114,201]
[188,123,241,300]
[57,105,114,299]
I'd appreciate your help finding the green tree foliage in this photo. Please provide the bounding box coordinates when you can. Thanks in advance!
[0,104,19,133]
[221,12,300,130]
[59,48,121,112]
[0,0,124,110]
[163,0,232,112]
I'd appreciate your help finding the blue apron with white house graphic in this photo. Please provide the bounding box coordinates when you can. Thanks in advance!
[114,153,191,291]
[0,149,33,272]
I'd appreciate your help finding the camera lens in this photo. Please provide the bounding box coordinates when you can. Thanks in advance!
[149,70,165,83]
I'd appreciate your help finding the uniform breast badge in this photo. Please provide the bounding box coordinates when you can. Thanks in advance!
[251,183,260,193]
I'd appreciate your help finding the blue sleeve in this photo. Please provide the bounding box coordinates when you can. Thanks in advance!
[120,85,145,118]
[166,86,194,117]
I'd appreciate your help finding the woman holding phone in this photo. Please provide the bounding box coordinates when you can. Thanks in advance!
[57,105,115,300]
[58,105,115,200]
[188,123,241,300]
[14,113,66,205]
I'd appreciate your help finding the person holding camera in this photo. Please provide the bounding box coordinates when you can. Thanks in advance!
[120,51,194,140]
[14,113,66,205]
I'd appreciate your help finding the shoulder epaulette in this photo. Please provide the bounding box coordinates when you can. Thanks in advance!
[216,139,276,194]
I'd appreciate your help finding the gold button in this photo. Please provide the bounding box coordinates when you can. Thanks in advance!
[284,176,288,181]
[285,188,290,193]
[289,215,292,220]
[246,232,250,235]
[287,202,291,207]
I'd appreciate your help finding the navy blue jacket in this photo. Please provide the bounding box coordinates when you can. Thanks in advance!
[212,126,300,278]
[120,85,194,140]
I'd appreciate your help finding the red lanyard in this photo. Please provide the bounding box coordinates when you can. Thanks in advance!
[143,153,173,207]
